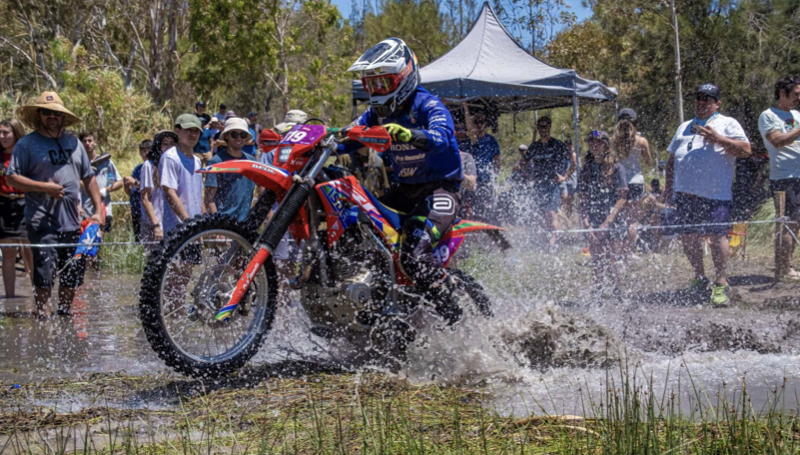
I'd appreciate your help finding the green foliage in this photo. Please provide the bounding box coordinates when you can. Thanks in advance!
[2,38,171,179]
[188,0,354,125]
[548,0,800,150]
[361,0,451,65]
[495,0,577,55]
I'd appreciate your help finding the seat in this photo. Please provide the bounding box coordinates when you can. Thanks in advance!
[363,188,408,231]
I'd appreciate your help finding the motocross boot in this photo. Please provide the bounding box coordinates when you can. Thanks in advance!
[425,274,462,326]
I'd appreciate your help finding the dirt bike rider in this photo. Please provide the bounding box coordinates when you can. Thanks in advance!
[344,38,464,325]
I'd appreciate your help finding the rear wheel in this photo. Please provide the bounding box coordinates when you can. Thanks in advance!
[450,268,493,318]
[139,214,278,378]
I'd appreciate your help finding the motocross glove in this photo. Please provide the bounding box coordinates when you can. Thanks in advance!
[384,123,428,149]
[384,123,413,143]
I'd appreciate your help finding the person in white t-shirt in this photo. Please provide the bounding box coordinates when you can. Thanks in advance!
[140,130,176,252]
[664,83,751,307]
[758,76,800,279]
[160,114,204,235]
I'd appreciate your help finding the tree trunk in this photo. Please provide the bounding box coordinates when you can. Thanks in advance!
[147,1,164,102]
[163,0,179,103]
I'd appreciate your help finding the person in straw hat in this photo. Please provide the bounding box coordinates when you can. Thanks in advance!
[6,91,105,318]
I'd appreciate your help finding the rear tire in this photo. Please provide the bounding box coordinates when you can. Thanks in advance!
[450,268,493,318]
[139,214,278,378]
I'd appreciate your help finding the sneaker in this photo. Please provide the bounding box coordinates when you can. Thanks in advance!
[710,283,731,308]
[688,276,710,294]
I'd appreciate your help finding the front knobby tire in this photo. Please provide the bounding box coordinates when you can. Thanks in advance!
[139,214,278,378]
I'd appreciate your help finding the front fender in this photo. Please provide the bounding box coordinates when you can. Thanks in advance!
[199,160,292,196]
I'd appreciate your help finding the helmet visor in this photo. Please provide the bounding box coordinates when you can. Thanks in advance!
[362,74,402,96]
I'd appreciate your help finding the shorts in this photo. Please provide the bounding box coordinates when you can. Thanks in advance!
[532,182,559,213]
[771,179,800,222]
[658,207,680,237]
[28,227,87,289]
[103,216,113,233]
[558,181,569,198]
[673,193,731,236]
[565,180,578,197]
[628,183,645,201]
[0,196,26,239]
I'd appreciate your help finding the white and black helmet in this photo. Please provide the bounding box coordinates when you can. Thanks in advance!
[350,38,419,118]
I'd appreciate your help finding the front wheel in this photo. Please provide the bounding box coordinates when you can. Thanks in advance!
[139,214,278,378]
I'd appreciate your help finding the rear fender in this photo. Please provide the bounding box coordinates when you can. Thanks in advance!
[199,160,292,196]
[432,219,509,268]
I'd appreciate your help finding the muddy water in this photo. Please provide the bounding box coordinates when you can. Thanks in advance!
[0,272,164,382]
[400,239,800,415]
[2,243,800,416]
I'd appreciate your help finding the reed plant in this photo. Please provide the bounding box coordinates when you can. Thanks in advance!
[1,368,798,454]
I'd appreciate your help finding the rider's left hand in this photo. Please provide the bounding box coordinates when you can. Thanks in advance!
[384,124,413,143]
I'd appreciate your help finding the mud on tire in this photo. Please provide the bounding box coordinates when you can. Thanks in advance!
[139,214,278,378]
[450,268,493,318]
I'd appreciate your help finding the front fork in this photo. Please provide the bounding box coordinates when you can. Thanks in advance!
[215,142,335,321]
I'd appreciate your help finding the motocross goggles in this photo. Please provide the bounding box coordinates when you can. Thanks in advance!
[361,61,413,96]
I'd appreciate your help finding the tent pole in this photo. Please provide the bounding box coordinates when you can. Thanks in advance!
[573,94,580,168]
[513,97,517,134]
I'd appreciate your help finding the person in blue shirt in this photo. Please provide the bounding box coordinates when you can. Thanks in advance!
[123,139,152,241]
[204,118,256,222]
[347,38,463,325]
[195,116,222,164]
[242,121,257,156]
[460,111,499,221]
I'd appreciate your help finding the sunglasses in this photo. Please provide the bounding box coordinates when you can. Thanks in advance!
[696,94,716,102]
[227,131,250,139]
[454,127,467,132]
[38,108,64,117]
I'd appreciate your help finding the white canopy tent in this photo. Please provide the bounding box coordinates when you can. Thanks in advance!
[352,2,618,153]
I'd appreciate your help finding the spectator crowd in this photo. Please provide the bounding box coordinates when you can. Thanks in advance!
[0,76,799,315]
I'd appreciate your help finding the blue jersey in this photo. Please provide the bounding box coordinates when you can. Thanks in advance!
[351,87,462,186]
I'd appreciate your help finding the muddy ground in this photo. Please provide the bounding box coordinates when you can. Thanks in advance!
[1,245,799,451]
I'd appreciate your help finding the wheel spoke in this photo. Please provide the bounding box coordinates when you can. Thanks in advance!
[153,225,273,367]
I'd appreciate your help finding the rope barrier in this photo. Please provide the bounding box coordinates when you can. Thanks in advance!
[549,218,785,235]
[0,238,243,249]
[0,217,791,250]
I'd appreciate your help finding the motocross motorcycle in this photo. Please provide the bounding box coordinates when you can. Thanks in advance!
[139,123,510,378]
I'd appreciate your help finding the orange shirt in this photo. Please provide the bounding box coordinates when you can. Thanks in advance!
[1,152,22,195]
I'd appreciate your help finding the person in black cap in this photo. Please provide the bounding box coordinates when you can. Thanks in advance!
[195,101,211,126]
[217,103,228,119]
[664,83,751,308]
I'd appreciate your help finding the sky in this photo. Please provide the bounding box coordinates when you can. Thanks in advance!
[329,0,594,34]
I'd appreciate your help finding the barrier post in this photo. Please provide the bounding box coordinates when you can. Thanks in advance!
[774,191,786,280]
